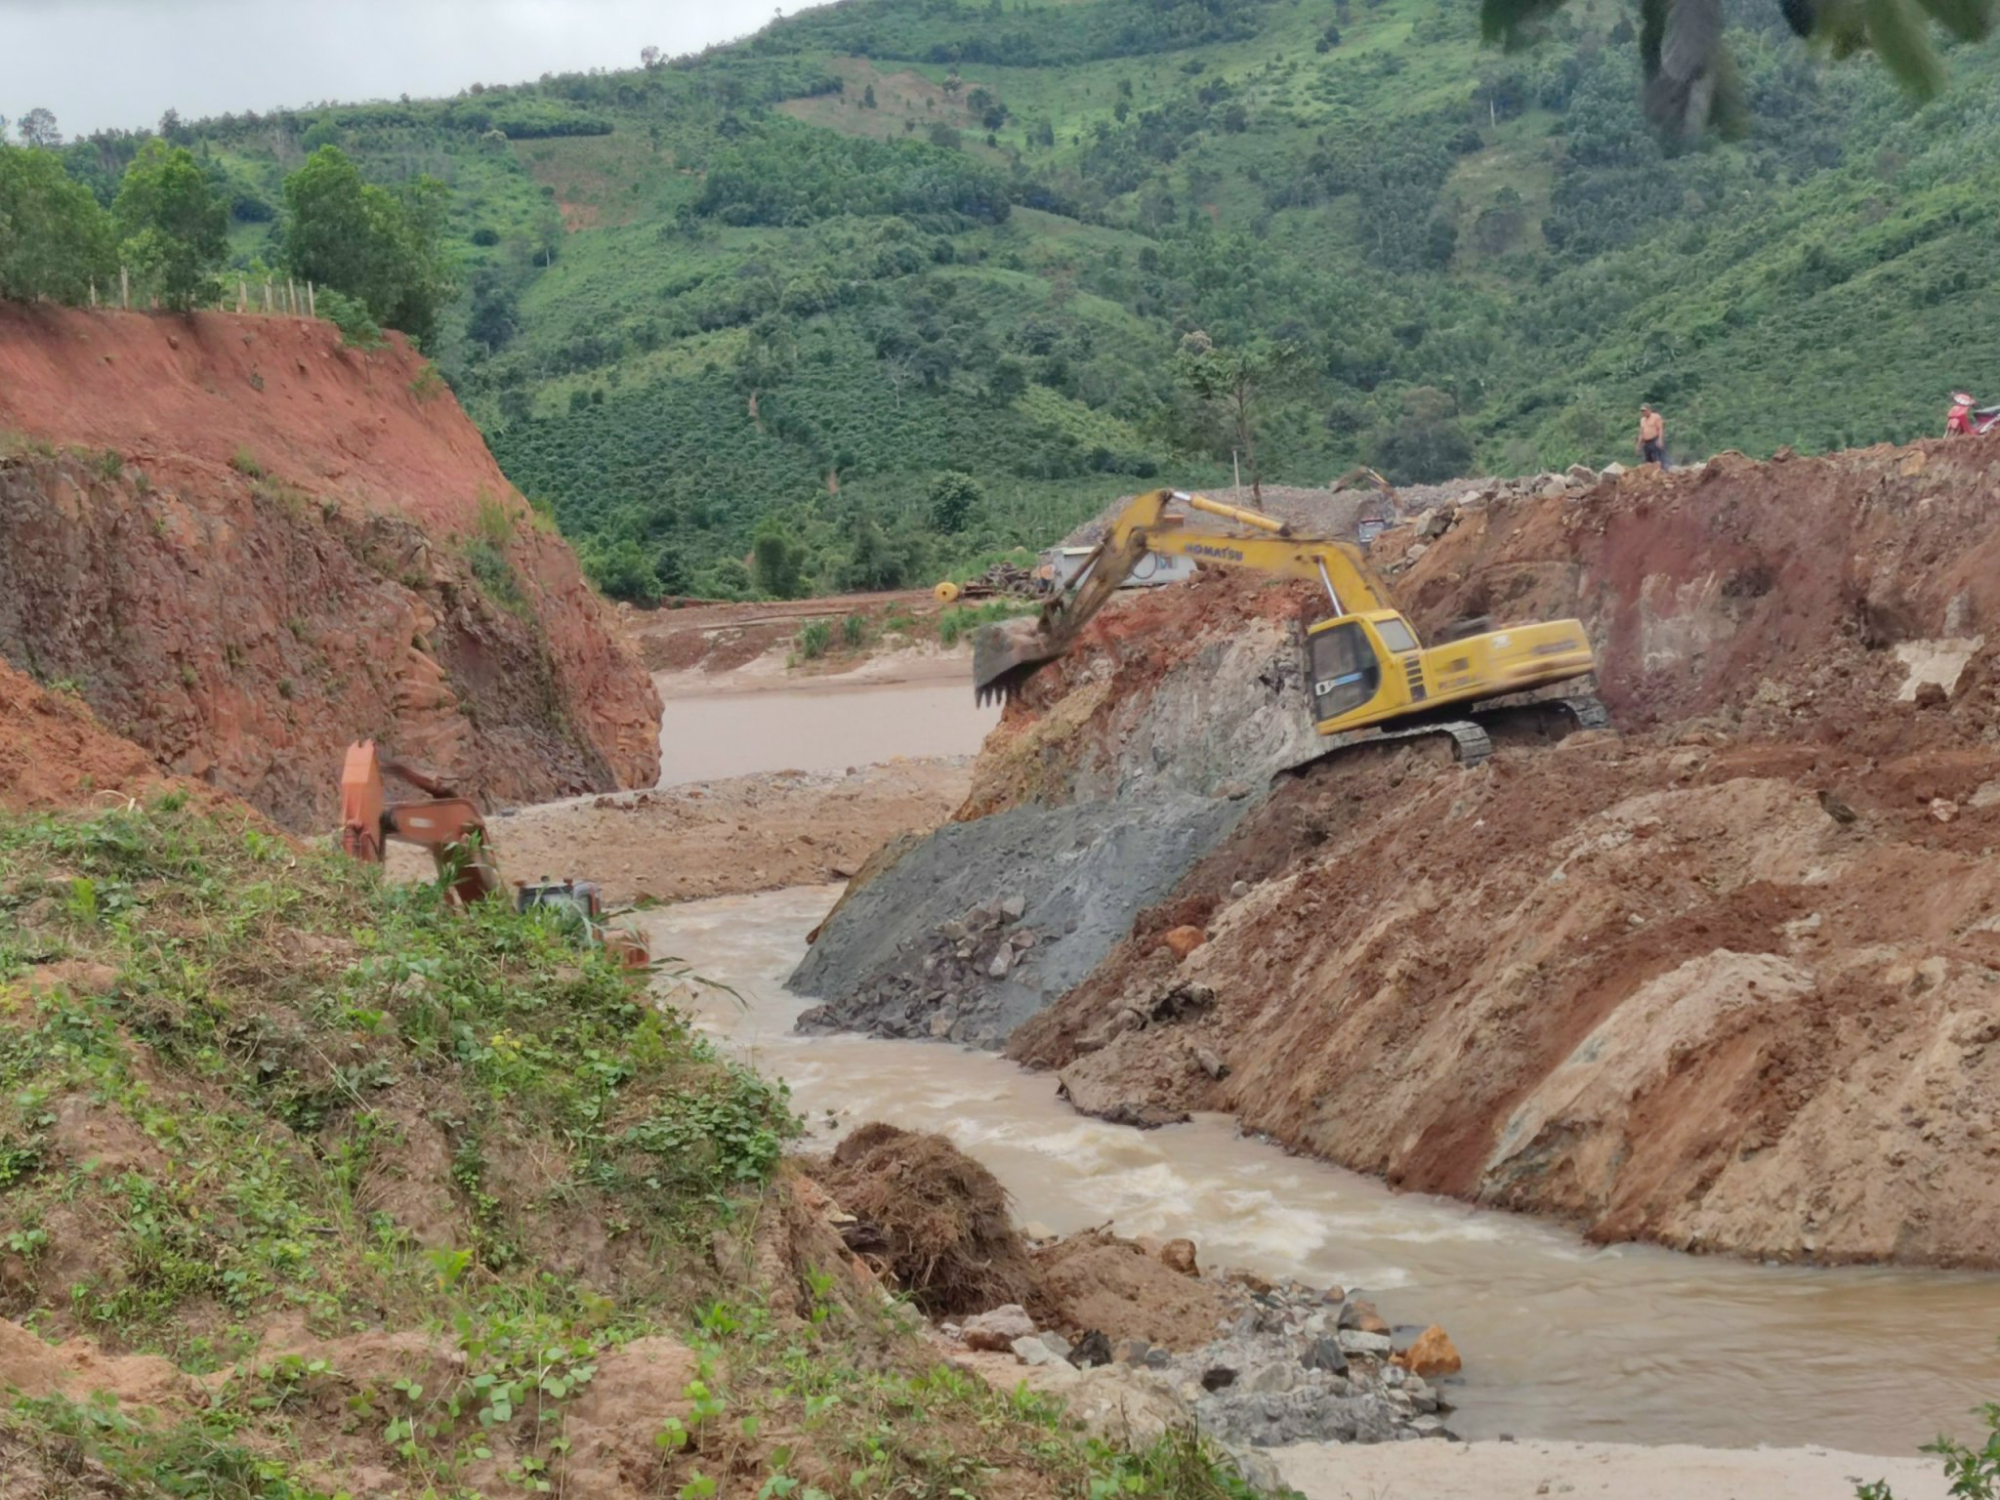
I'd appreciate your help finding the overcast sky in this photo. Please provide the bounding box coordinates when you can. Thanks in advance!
[0,0,790,138]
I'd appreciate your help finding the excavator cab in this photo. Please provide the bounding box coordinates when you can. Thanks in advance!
[1305,613,1419,726]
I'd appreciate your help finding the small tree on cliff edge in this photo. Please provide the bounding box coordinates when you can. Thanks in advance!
[281,146,452,348]
[0,145,116,303]
[114,140,227,312]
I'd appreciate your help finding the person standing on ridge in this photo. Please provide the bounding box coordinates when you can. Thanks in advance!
[1947,392,1978,436]
[1637,403,1669,469]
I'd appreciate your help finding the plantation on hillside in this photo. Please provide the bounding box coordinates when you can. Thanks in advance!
[9,0,2000,598]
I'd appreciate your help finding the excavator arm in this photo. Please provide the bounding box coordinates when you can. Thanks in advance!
[973,489,1394,704]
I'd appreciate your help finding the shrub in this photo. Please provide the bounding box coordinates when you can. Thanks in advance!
[797,618,833,658]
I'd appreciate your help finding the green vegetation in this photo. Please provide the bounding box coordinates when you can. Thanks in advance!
[0,797,1276,1499]
[6,0,2000,601]
[112,140,229,311]
[1858,1403,2000,1499]
[280,146,453,348]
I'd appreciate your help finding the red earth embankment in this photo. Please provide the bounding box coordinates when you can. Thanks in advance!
[0,306,658,826]
[1001,435,2000,1267]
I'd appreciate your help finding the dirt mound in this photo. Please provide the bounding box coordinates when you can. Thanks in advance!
[812,1123,1039,1316]
[1032,1232,1231,1351]
[1002,436,2000,1268]
[0,663,165,811]
[0,307,657,826]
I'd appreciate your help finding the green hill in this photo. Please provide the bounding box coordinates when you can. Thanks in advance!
[42,0,2000,599]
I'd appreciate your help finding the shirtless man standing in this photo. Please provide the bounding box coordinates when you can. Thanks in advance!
[1638,403,1669,469]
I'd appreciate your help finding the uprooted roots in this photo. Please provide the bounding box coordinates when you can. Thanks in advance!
[811,1122,1042,1318]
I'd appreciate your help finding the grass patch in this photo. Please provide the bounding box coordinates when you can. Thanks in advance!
[0,798,1287,1500]
[228,446,266,480]
[462,490,530,617]
[939,599,1038,648]
[796,618,834,659]
[0,798,793,1359]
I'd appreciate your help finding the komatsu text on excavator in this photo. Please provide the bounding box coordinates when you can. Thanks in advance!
[972,489,1603,767]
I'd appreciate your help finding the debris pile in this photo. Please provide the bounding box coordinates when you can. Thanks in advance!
[799,897,1042,1045]
[808,1123,1041,1317]
[941,1253,1459,1449]
[955,559,1043,599]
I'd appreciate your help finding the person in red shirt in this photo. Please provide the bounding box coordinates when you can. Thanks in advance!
[1947,393,1978,436]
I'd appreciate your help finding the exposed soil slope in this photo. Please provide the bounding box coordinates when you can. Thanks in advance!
[0,306,657,826]
[0,663,165,813]
[821,433,2000,1266]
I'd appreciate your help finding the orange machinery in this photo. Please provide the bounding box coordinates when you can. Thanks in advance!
[339,740,648,965]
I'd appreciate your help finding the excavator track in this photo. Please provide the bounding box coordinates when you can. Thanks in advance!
[1283,716,1493,776]
[1279,690,1610,779]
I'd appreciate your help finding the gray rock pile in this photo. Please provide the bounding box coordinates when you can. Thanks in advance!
[789,796,1252,1048]
[797,896,1042,1046]
[945,1275,1458,1452]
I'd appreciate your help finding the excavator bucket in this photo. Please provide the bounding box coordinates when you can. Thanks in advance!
[972,618,1060,706]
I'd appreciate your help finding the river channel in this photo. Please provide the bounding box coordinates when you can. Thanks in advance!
[643,885,2000,1457]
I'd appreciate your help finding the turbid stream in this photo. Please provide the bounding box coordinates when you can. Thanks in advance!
[656,676,998,786]
[644,885,2000,1458]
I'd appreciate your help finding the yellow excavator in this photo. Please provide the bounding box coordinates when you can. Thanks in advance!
[972,489,1604,767]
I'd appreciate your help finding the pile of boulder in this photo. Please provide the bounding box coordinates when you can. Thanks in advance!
[797,897,1039,1047]
[943,1262,1462,1454]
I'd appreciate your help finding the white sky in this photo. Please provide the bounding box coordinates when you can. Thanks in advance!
[0,0,791,139]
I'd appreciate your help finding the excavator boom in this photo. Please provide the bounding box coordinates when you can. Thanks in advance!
[974,489,1390,705]
[971,488,1603,767]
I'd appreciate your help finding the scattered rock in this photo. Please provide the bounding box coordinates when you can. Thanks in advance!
[988,947,1015,978]
[1011,1335,1072,1369]
[1201,1365,1239,1392]
[1393,1325,1462,1379]
[1192,1045,1229,1081]
[1931,798,1959,824]
[1229,880,1250,899]
[999,895,1027,921]
[1161,925,1208,961]
[1302,1336,1348,1375]
[1337,1331,1393,1356]
[1914,681,1950,711]
[1113,1337,1154,1365]
[962,1304,1036,1351]
[1071,1330,1114,1368]
[1335,1299,1389,1334]
[1160,1239,1200,1277]
[1817,789,1859,825]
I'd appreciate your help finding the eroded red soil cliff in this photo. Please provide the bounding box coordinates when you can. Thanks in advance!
[999,436,2000,1266]
[0,307,658,825]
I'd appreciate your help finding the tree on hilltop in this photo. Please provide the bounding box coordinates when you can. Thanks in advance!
[1173,331,1309,505]
[0,144,115,302]
[16,108,60,148]
[280,146,452,347]
[113,139,227,311]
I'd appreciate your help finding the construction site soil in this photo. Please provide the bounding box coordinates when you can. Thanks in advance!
[0,306,659,827]
[797,433,2000,1268]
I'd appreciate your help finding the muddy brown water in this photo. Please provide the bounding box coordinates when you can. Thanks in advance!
[656,679,998,786]
[643,886,2000,1456]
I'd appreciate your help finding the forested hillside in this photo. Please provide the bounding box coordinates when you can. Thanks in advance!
[13,0,2000,600]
